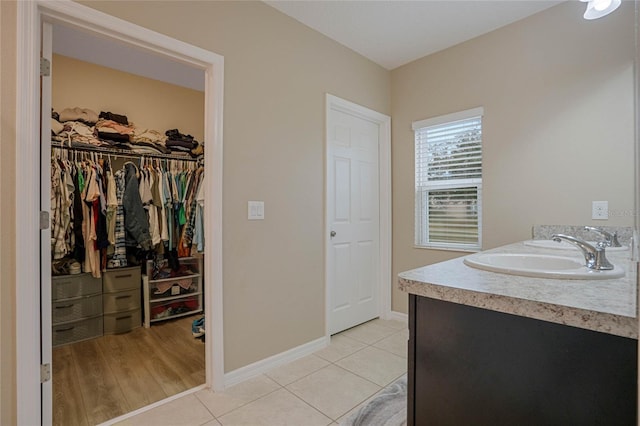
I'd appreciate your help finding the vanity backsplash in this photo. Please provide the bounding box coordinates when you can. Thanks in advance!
[532,225,634,246]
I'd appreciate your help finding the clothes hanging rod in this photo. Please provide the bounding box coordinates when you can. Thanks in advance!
[51,141,202,162]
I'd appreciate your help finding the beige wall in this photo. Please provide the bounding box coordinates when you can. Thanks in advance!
[2,0,635,423]
[1,1,389,421]
[0,1,17,425]
[77,0,391,372]
[390,1,635,313]
[52,54,205,141]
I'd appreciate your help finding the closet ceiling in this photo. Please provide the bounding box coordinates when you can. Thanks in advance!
[53,24,205,92]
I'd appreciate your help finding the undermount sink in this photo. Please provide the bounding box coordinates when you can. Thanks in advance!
[524,239,628,252]
[463,252,625,280]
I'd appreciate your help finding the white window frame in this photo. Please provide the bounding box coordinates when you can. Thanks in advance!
[413,107,483,251]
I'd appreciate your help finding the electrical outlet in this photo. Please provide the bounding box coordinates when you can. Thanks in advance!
[592,201,608,220]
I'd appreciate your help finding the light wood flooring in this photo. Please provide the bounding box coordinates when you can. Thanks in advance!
[52,315,205,426]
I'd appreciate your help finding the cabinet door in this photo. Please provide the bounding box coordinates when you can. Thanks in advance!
[410,295,637,425]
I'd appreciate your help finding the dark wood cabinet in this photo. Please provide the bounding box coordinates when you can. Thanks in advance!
[408,294,637,426]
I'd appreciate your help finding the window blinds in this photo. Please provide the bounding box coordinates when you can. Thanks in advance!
[414,109,483,250]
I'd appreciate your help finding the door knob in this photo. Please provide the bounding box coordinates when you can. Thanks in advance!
[330,231,336,238]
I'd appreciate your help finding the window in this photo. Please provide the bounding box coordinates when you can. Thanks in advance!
[413,107,483,250]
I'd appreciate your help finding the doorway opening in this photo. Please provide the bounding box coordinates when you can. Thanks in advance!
[16,2,224,425]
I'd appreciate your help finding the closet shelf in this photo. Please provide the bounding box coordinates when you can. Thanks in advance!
[142,257,203,328]
[51,140,202,162]
[149,273,200,284]
[150,291,203,303]
[150,309,202,324]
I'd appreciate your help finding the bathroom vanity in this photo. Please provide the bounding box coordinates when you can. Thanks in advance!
[399,241,638,425]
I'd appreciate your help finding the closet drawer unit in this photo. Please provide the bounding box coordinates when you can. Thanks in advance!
[52,316,103,347]
[103,309,141,334]
[103,267,141,293]
[103,288,140,314]
[52,294,103,324]
[52,274,102,300]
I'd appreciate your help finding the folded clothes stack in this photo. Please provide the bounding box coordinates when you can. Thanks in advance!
[131,128,171,154]
[99,110,129,125]
[52,107,106,147]
[51,107,204,156]
[165,128,204,158]
[54,121,104,147]
[95,118,135,147]
[59,107,99,125]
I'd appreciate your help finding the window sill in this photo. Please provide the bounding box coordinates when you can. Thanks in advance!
[413,245,481,254]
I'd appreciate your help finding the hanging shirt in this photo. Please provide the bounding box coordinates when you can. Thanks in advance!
[193,169,205,253]
[107,169,128,269]
[82,164,102,278]
[106,167,118,246]
[147,168,161,246]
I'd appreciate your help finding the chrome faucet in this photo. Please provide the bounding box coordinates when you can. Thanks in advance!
[551,233,614,271]
[583,226,621,247]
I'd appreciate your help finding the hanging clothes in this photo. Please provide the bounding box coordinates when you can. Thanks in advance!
[50,158,75,259]
[82,162,102,278]
[123,161,152,251]
[108,169,128,269]
[50,146,204,278]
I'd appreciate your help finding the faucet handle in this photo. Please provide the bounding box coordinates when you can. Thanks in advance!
[583,226,622,247]
[609,232,621,247]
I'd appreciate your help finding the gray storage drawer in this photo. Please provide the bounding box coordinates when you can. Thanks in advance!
[103,267,141,293]
[52,274,102,300]
[52,316,103,347]
[103,288,140,314]
[103,309,141,334]
[52,294,103,324]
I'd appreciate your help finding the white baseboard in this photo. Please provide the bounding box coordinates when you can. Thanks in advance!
[384,310,408,323]
[224,336,329,388]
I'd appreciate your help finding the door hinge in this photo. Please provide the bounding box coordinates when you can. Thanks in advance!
[40,57,50,77]
[40,363,51,383]
[39,211,50,230]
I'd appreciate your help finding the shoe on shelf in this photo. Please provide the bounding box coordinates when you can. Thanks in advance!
[192,317,205,338]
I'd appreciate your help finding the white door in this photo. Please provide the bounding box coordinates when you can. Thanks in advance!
[327,99,381,335]
[40,21,54,426]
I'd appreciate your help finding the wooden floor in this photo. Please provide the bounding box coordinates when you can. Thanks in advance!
[52,315,206,426]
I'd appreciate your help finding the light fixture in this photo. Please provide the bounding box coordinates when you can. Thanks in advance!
[579,0,622,20]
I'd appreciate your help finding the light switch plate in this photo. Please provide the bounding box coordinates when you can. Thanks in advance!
[592,201,608,220]
[248,201,265,220]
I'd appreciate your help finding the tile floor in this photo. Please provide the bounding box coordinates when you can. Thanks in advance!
[113,318,408,426]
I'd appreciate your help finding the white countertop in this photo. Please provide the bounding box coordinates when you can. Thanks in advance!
[398,241,638,339]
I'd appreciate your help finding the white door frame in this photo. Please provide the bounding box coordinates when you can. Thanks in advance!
[324,94,392,337]
[16,2,225,424]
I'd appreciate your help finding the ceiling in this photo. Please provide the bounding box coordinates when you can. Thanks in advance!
[53,0,563,91]
[264,0,563,70]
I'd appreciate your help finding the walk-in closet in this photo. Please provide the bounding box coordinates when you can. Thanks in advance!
[49,43,207,425]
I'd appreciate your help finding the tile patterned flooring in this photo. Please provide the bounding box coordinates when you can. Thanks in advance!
[114,318,408,426]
